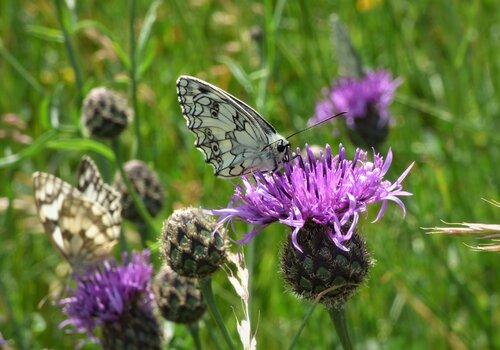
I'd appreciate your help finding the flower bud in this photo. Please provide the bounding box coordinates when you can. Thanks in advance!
[82,87,132,139]
[154,265,206,324]
[114,160,164,224]
[161,207,228,278]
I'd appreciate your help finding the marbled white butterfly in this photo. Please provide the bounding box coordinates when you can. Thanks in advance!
[32,156,121,268]
[176,75,291,177]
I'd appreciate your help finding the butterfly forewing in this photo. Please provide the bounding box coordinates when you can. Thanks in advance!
[33,167,119,268]
[176,75,289,177]
[76,155,122,232]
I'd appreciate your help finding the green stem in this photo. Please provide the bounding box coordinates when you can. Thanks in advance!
[188,323,203,350]
[137,224,149,248]
[328,306,353,350]
[246,228,255,321]
[54,0,84,106]
[118,228,130,253]
[287,302,318,350]
[129,0,141,158]
[205,318,223,350]
[199,277,235,350]
[111,139,157,242]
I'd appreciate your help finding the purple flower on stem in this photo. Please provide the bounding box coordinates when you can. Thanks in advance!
[213,145,413,252]
[60,250,154,335]
[310,70,401,129]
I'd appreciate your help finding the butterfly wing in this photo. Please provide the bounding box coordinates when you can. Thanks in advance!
[176,75,288,177]
[331,14,364,78]
[76,155,122,232]
[33,172,119,268]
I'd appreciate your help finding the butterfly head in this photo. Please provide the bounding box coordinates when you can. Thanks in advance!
[268,138,291,165]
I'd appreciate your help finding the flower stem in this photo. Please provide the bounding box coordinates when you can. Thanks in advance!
[111,138,157,243]
[287,302,318,350]
[128,0,141,158]
[118,228,130,253]
[188,322,203,350]
[199,277,235,350]
[54,0,84,107]
[328,306,353,350]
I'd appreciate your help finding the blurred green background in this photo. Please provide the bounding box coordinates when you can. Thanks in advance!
[0,0,499,349]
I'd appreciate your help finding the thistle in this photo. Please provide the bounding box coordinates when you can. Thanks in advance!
[114,160,164,224]
[60,251,162,350]
[214,144,412,348]
[153,265,206,324]
[310,71,401,149]
[161,207,228,279]
[213,144,413,252]
[82,87,133,139]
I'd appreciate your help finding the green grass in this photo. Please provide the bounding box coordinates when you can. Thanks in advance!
[1,0,499,349]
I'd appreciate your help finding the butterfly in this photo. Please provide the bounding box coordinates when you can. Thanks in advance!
[330,14,364,79]
[32,156,121,269]
[176,75,291,177]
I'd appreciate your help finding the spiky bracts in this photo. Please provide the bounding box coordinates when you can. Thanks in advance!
[154,265,206,324]
[161,207,228,278]
[281,222,371,308]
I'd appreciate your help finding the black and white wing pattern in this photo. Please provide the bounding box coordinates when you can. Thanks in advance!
[76,155,122,233]
[176,75,290,177]
[33,159,121,269]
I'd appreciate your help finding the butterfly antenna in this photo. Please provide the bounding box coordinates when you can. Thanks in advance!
[286,112,346,140]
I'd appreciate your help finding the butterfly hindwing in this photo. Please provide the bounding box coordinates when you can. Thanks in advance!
[33,159,120,268]
[176,75,290,177]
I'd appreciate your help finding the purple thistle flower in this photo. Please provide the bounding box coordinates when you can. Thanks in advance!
[213,145,413,252]
[60,250,154,335]
[310,70,401,129]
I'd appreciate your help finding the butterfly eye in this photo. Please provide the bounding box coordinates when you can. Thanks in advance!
[277,144,286,153]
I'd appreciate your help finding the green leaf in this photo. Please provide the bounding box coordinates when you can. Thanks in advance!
[0,130,58,169]
[137,0,163,60]
[0,38,44,94]
[138,41,156,78]
[38,95,52,130]
[25,25,64,43]
[46,138,115,162]
[218,56,254,95]
[395,94,453,123]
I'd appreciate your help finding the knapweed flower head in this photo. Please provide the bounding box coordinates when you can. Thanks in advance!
[60,250,154,335]
[213,144,413,252]
[310,70,401,129]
